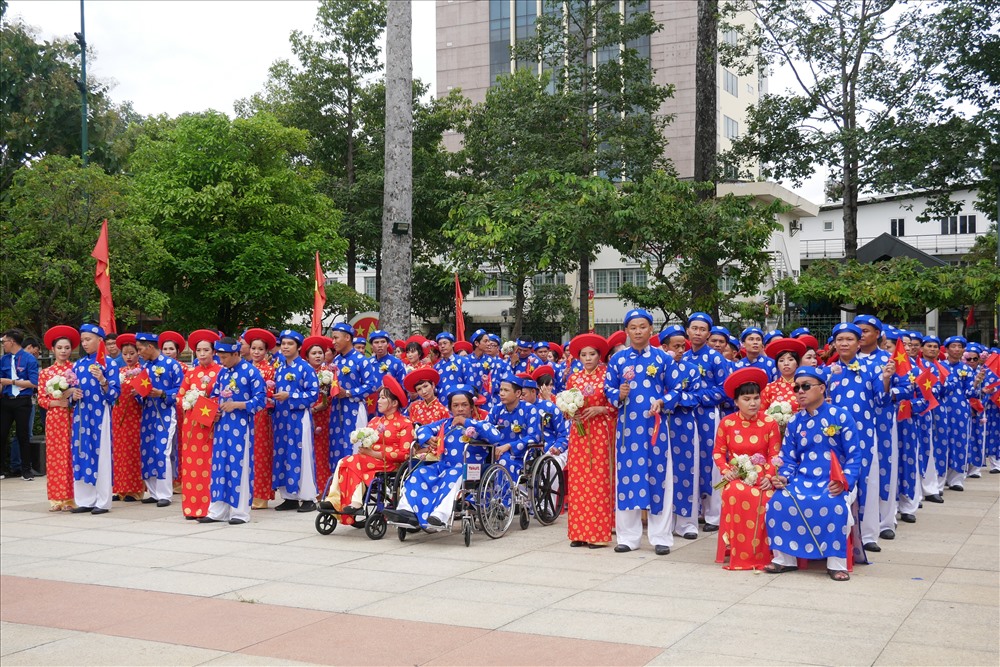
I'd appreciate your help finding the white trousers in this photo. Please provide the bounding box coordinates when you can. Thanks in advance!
[280,412,317,501]
[615,508,674,549]
[207,436,252,523]
[860,450,881,544]
[878,427,900,532]
[772,548,847,572]
[144,411,176,501]
[945,468,965,488]
[921,439,940,497]
[73,410,114,510]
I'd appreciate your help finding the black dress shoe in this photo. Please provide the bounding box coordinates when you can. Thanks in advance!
[570,540,588,547]
[683,532,698,540]
[703,523,719,532]
[122,496,137,502]
[229,518,247,525]
[339,505,362,515]
[318,500,335,510]
[613,544,632,553]
[588,543,607,549]
[141,497,158,504]
[925,494,944,503]
[427,515,444,526]
[899,513,916,523]
[70,506,95,514]
[949,485,964,492]
[156,499,171,507]
[863,542,881,552]
[654,545,671,556]
[274,499,300,511]
[90,508,109,515]
[967,472,981,479]
[21,473,33,481]
[185,515,197,520]
[880,529,896,540]
[112,495,121,501]
[990,469,1000,474]
[197,517,222,523]
[297,501,316,513]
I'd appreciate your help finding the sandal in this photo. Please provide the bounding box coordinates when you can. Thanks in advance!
[763,563,797,574]
[827,569,850,582]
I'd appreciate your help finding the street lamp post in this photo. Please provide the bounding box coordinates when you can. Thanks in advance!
[994,162,1000,345]
[75,0,88,165]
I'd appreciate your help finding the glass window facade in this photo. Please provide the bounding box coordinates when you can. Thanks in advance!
[490,0,512,83]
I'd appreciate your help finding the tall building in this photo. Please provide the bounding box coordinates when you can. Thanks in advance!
[436,0,765,178]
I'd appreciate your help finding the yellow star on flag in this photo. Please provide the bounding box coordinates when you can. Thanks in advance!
[922,379,933,390]
[140,378,151,387]
[199,406,211,417]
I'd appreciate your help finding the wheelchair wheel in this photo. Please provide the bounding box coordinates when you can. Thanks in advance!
[519,507,530,530]
[530,454,566,526]
[365,512,387,540]
[397,526,408,542]
[463,518,473,547]
[315,512,337,535]
[477,464,515,539]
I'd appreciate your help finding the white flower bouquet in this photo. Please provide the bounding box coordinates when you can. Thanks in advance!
[349,426,379,450]
[556,388,586,435]
[181,387,204,411]
[713,453,765,489]
[501,340,517,356]
[45,371,77,399]
[766,401,793,426]
[316,369,334,386]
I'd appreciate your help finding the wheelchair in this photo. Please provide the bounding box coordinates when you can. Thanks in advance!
[389,440,516,547]
[512,442,567,530]
[313,465,403,541]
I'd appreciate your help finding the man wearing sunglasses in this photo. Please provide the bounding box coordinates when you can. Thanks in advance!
[764,367,864,582]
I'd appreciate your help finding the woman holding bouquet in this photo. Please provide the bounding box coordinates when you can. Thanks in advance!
[245,329,277,509]
[111,334,145,502]
[564,333,617,549]
[321,376,413,525]
[713,367,782,570]
[761,338,806,414]
[177,330,221,519]
[38,326,80,511]
[302,335,334,492]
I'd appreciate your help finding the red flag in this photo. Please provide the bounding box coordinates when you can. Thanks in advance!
[915,367,940,415]
[932,359,949,382]
[454,273,466,342]
[91,219,117,334]
[965,306,975,329]
[192,395,219,428]
[312,252,326,337]
[969,398,985,413]
[130,369,152,398]
[651,412,661,445]
[436,421,446,457]
[896,400,912,421]
[892,339,912,377]
[992,392,1000,409]
[830,450,849,491]
[96,340,107,367]
[984,352,1000,377]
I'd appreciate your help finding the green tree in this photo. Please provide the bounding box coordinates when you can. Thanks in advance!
[511,0,675,331]
[0,155,168,335]
[525,283,578,340]
[722,0,966,259]
[237,0,386,292]
[612,171,784,324]
[0,9,133,192]
[126,111,345,334]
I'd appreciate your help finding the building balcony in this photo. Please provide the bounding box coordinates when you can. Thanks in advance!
[801,233,982,260]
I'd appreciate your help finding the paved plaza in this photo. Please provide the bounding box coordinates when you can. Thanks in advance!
[1,473,997,666]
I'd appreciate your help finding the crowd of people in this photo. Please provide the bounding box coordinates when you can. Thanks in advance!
[1,310,998,581]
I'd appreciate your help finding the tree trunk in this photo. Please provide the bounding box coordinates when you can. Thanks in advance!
[379,0,412,338]
[842,156,859,259]
[692,0,719,318]
[577,251,590,333]
[347,236,357,294]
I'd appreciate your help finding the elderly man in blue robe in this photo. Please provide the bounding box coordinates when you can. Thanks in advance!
[605,309,685,555]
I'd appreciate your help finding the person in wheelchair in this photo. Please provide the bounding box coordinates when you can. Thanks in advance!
[389,384,502,529]
[525,366,570,464]
[403,368,452,427]
[320,376,413,524]
[488,375,543,481]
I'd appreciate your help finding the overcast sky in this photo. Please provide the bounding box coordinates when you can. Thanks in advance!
[9,0,825,203]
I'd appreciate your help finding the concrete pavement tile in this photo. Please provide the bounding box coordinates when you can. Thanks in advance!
[891,599,1000,652]
[949,542,1000,571]
[0,632,227,666]
[645,647,822,666]
[137,535,250,556]
[0,510,49,522]
[594,572,766,604]
[1,522,81,539]
[1,538,111,559]
[169,555,323,582]
[282,564,447,593]
[339,552,487,577]
[709,601,899,641]
[412,576,578,608]
[502,549,649,574]
[874,640,999,666]
[0,555,58,575]
[761,567,932,598]
[872,548,958,567]
[457,561,617,588]
[353,592,536,630]
[22,513,139,529]
[552,590,731,623]
[935,567,999,586]
[850,562,945,581]
[923,580,1000,606]
[102,519,220,537]
[42,528,169,547]
[426,630,663,666]
[191,525,312,545]
[5,559,152,586]
[0,622,80,657]
[282,532,413,553]
[499,607,697,648]
[741,583,919,616]
[105,569,264,597]
[216,581,393,613]
[241,614,488,666]
[668,622,886,665]
[67,545,212,569]
[235,543,371,565]
[99,596,331,652]
[199,653,319,666]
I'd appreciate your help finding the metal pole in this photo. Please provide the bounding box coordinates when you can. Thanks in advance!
[994,162,999,345]
[77,0,88,165]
